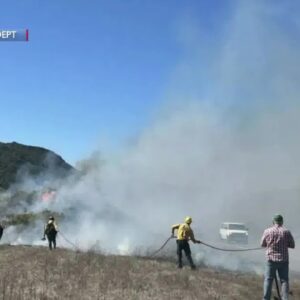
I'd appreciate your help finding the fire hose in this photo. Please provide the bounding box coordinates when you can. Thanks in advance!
[58,231,80,251]
[199,240,263,252]
[150,236,174,258]
[150,236,263,257]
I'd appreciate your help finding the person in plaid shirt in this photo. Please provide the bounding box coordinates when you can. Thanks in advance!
[261,214,295,300]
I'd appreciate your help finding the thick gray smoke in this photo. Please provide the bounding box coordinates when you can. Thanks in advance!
[2,1,300,273]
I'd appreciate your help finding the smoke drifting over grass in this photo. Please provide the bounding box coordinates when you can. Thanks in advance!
[3,1,300,272]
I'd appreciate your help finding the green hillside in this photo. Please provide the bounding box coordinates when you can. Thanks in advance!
[0,142,76,190]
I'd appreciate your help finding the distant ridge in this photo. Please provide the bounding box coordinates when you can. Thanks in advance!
[0,141,76,190]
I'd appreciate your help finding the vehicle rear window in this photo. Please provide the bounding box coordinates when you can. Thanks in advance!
[228,224,246,230]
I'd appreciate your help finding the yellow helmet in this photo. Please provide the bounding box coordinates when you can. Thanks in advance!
[185,216,192,224]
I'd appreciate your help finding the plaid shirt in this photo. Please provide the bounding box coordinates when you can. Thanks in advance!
[261,225,295,262]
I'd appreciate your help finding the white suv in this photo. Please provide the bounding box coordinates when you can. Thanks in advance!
[219,222,248,244]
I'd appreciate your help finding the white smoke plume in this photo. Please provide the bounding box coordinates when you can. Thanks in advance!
[2,1,300,273]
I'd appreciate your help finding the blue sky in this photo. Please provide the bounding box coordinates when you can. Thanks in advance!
[1,0,296,165]
[0,0,230,164]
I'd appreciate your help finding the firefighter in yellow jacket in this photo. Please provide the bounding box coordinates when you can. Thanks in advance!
[172,216,201,269]
[44,216,59,250]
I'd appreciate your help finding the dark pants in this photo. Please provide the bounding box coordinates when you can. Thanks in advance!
[176,240,195,269]
[263,261,289,300]
[47,233,57,250]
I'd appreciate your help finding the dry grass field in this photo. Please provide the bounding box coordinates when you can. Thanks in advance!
[1,244,300,300]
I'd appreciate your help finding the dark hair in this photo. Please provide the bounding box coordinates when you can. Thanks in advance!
[273,214,283,224]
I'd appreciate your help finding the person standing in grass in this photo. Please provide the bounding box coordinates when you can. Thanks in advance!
[171,216,201,270]
[0,222,4,240]
[261,214,295,300]
[44,216,59,250]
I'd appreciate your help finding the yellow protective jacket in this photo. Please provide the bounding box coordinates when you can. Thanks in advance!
[172,223,196,242]
[44,220,58,235]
